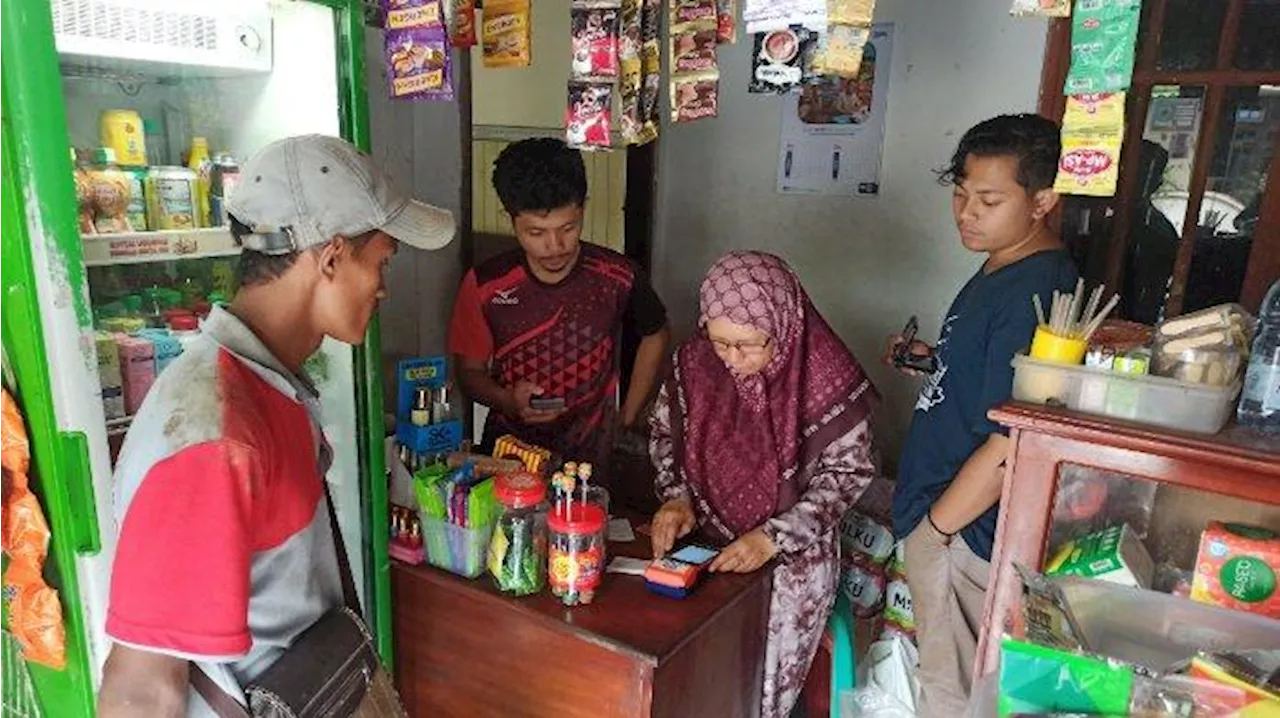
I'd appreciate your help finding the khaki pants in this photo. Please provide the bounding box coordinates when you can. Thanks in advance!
[903,520,991,718]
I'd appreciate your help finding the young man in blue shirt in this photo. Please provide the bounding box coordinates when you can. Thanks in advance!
[885,114,1079,717]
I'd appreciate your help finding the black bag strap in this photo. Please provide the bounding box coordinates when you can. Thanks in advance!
[190,480,361,717]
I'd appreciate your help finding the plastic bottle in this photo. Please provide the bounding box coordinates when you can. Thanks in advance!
[187,137,212,227]
[1238,279,1280,431]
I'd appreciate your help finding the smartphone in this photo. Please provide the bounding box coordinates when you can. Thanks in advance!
[529,396,566,411]
[893,316,938,374]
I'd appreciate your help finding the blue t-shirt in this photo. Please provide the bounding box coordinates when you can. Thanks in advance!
[893,249,1078,561]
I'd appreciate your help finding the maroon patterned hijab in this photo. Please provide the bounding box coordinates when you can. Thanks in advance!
[668,251,878,539]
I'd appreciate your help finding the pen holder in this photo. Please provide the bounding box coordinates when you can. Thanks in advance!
[1029,326,1088,366]
[420,514,494,579]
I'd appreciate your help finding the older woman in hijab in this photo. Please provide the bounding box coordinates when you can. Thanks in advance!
[648,251,880,718]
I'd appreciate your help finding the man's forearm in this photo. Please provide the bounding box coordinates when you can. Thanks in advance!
[457,365,511,415]
[929,434,1010,534]
[621,326,671,425]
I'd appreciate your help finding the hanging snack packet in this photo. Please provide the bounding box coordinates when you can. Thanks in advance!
[385,0,444,30]
[566,81,614,149]
[1063,91,1126,131]
[1010,0,1071,17]
[828,0,875,24]
[571,6,621,79]
[716,0,737,43]
[1065,0,1141,94]
[670,72,720,122]
[450,0,478,47]
[671,23,719,74]
[672,0,718,24]
[620,0,642,60]
[812,24,868,78]
[482,0,532,68]
[1,389,66,670]
[749,26,819,94]
[384,2,454,102]
[1053,128,1123,197]
[641,40,663,127]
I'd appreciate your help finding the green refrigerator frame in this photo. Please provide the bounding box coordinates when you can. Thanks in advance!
[1,2,394,715]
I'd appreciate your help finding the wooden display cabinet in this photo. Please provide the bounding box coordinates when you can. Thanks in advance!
[976,402,1280,677]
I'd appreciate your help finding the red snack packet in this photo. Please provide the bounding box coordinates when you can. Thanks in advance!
[571,7,621,79]
[566,81,614,149]
[450,0,478,47]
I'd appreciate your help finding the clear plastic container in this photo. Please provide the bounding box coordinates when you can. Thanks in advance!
[1152,343,1242,387]
[420,514,494,579]
[1011,353,1240,434]
[547,504,606,606]
[489,472,548,596]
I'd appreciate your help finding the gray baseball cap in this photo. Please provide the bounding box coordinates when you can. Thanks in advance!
[226,134,455,255]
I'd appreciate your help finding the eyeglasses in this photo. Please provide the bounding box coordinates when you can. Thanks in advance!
[704,330,773,356]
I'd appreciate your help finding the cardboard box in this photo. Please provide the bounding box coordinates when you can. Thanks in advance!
[1191,522,1280,620]
[1045,524,1154,588]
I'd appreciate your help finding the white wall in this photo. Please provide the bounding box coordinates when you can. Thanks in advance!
[470,0,571,128]
[651,0,1050,461]
[366,28,467,405]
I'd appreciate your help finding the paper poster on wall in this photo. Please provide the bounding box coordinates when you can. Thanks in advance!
[776,23,892,196]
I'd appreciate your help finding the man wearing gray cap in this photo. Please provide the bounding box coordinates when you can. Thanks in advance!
[98,135,453,718]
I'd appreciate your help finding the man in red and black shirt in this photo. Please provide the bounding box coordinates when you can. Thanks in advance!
[449,138,670,470]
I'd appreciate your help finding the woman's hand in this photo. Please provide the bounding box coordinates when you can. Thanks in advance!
[651,497,696,558]
[709,527,777,573]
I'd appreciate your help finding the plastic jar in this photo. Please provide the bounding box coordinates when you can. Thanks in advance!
[168,314,202,352]
[489,472,548,596]
[547,503,606,606]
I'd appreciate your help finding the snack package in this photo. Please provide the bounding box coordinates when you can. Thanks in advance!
[672,0,717,24]
[1010,0,1071,17]
[1053,127,1123,196]
[1064,91,1125,130]
[481,0,532,68]
[450,0,478,47]
[1,389,66,670]
[749,26,820,94]
[1189,651,1280,716]
[384,1,454,102]
[670,72,719,122]
[882,576,915,640]
[840,552,887,617]
[812,23,868,78]
[1064,0,1142,94]
[571,6,621,79]
[1045,523,1155,588]
[840,511,895,564]
[716,0,737,43]
[998,638,1134,717]
[886,540,907,580]
[385,0,443,29]
[565,81,614,150]
[619,0,642,60]
[1017,564,1087,652]
[671,23,719,73]
[828,0,875,25]
[641,40,662,121]
[1190,522,1280,620]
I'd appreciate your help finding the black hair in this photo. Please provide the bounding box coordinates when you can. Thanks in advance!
[491,137,587,217]
[229,216,303,288]
[938,114,1061,193]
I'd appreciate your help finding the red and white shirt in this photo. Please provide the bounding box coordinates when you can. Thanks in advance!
[107,306,343,717]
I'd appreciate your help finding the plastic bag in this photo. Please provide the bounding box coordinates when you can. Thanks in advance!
[842,634,919,717]
[1,389,66,670]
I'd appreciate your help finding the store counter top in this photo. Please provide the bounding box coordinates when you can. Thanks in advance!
[391,512,773,718]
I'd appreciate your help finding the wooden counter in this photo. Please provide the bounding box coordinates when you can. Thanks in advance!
[392,522,773,718]
[977,402,1280,677]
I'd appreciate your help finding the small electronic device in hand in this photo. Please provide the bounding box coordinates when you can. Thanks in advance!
[893,316,938,374]
[529,396,566,411]
[644,544,719,599]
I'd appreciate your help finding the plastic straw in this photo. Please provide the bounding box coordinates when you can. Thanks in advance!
[1067,278,1084,332]
[1082,294,1121,341]
[1033,294,1046,327]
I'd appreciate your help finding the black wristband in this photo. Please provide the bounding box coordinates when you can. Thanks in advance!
[928,510,955,538]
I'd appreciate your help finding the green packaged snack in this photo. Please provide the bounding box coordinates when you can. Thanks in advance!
[1064,0,1142,94]
[999,638,1134,717]
[1045,523,1154,588]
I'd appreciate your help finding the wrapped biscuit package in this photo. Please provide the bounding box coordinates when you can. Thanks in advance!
[482,0,532,68]
[1,389,66,670]
[384,3,454,102]
[1053,128,1123,197]
[1190,522,1280,620]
